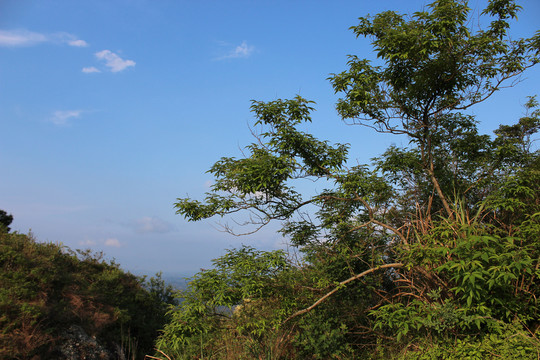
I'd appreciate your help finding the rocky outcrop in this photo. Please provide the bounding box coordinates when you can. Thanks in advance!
[57,325,125,360]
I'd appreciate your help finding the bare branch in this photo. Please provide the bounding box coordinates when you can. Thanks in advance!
[284,263,404,323]
[145,349,172,360]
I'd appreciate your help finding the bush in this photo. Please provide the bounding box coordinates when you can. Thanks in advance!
[0,231,176,359]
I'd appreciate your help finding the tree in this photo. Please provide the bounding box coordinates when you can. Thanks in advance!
[155,246,294,359]
[0,209,13,233]
[330,0,539,218]
[163,0,540,358]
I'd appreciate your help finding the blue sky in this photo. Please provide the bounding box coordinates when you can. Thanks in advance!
[1,0,539,276]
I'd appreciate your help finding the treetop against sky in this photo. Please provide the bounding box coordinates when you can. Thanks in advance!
[1,0,539,274]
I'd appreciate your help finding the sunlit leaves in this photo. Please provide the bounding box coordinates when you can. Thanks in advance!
[155,246,292,356]
[330,0,538,135]
[168,0,540,357]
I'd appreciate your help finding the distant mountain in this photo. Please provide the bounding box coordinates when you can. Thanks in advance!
[160,273,191,290]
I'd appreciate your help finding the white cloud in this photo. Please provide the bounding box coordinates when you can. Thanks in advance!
[105,238,121,248]
[53,32,88,47]
[0,29,88,47]
[95,50,135,72]
[68,39,88,47]
[135,216,175,234]
[232,41,254,58]
[82,66,100,74]
[218,41,255,60]
[50,110,83,126]
[0,29,47,46]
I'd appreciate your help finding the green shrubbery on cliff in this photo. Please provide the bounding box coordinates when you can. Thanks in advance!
[0,228,176,359]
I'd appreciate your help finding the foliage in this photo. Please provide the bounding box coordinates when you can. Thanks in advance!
[0,209,13,233]
[0,231,176,359]
[160,0,540,358]
[155,246,296,359]
[396,321,539,360]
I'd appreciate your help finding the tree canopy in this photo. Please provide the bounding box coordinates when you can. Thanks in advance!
[159,0,540,358]
[0,209,13,233]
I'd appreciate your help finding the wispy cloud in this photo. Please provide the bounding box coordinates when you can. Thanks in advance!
[230,41,255,58]
[79,239,97,247]
[56,32,88,47]
[68,39,88,47]
[94,50,135,72]
[114,217,175,234]
[49,110,83,126]
[217,41,255,60]
[105,238,122,248]
[0,29,46,46]
[134,216,175,234]
[79,237,122,248]
[82,66,101,74]
[0,29,88,47]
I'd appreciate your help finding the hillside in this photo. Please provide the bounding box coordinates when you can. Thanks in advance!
[0,230,176,359]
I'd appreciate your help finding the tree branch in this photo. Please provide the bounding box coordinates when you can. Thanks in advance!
[283,263,404,323]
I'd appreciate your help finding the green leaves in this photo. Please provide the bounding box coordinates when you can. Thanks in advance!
[251,95,314,127]
[155,246,293,357]
[210,148,293,196]
[168,1,540,358]
[175,96,349,234]
[330,0,538,139]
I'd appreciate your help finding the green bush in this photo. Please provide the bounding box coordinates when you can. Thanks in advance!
[0,231,176,359]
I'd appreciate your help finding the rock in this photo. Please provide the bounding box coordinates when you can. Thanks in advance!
[57,325,124,360]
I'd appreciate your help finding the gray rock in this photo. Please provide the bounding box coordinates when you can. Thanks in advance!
[57,325,124,360]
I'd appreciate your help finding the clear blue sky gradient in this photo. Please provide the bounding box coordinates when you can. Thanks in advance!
[1,0,539,276]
